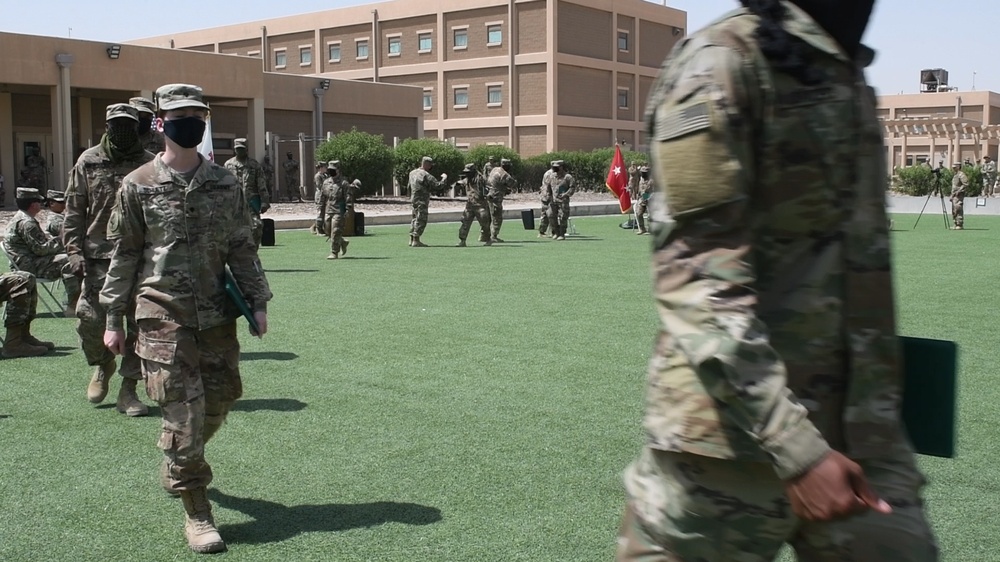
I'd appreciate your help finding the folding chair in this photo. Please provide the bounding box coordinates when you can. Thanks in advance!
[0,243,65,316]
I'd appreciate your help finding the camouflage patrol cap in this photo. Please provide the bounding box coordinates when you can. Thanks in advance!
[106,103,139,123]
[234,138,248,149]
[952,162,961,168]
[463,163,477,173]
[129,97,156,115]
[155,83,210,112]
[15,187,44,202]
[421,156,434,164]
[316,161,327,168]
[46,190,66,202]
[327,160,340,169]
[500,158,511,165]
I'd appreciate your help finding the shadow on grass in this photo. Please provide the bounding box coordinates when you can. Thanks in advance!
[264,269,321,273]
[339,257,390,260]
[241,351,299,361]
[210,490,442,544]
[232,398,307,413]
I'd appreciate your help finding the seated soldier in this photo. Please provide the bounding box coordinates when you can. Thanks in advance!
[1,187,81,315]
[1,271,53,358]
[45,190,67,239]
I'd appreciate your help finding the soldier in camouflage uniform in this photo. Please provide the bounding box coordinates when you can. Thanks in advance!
[3,187,81,315]
[0,271,51,358]
[550,163,575,240]
[616,2,939,561]
[982,155,997,197]
[44,190,66,239]
[311,161,328,235]
[100,84,272,555]
[455,163,492,247]
[224,138,270,249]
[537,160,558,238]
[130,97,166,154]
[24,148,47,191]
[317,160,353,259]
[629,166,654,234]
[64,103,154,416]
[485,158,516,243]
[282,151,302,202]
[407,156,447,247]
[950,162,968,230]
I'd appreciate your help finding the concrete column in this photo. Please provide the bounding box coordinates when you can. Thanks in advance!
[298,132,308,199]
[436,9,445,140]
[929,137,936,167]
[900,134,907,168]
[0,93,13,207]
[55,53,75,191]
[248,97,266,162]
[78,97,93,149]
[508,0,516,149]
[547,0,558,152]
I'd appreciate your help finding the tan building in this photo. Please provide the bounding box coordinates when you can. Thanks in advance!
[132,0,687,155]
[0,31,423,206]
[879,90,1000,174]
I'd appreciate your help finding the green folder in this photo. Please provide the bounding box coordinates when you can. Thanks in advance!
[900,336,957,458]
[225,267,260,337]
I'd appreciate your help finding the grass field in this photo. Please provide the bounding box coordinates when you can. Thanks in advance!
[0,213,995,561]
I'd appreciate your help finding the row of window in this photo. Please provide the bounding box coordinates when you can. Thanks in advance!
[422,84,504,110]
[269,23,505,68]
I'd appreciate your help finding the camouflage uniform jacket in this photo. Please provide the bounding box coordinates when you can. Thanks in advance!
[408,168,444,201]
[46,212,64,239]
[64,143,155,260]
[642,1,904,480]
[540,170,555,202]
[318,176,351,219]
[140,130,165,154]
[551,173,575,202]
[2,210,62,269]
[100,155,272,332]
[459,174,488,205]
[951,171,969,197]
[487,167,516,198]
[224,156,270,213]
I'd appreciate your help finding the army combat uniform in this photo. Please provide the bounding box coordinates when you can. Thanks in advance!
[538,164,557,237]
[486,160,517,242]
[550,170,575,240]
[0,271,50,358]
[282,154,301,202]
[982,157,996,197]
[408,157,447,247]
[456,163,492,247]
[318,162,353,259]
[616,3,938,561]
[630,167,654,234]
[224,139,270,249]
[951,167,968,229]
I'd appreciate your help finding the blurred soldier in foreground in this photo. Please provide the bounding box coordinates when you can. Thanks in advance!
[407,156,447,247]
[485,158,516,243]
[950,162,967,230]
[224,138,269,249]
[616,1,939,561]
[101,83,272,554]
[64,103,154,414]
[455,163,492,247]
[318,160,353,259]
[0,271,51,358]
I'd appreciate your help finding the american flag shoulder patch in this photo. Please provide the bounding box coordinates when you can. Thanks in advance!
[655,101,711,142]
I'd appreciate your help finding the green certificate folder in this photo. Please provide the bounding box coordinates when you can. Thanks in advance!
[900,336,958,458]
[225,268,261,337]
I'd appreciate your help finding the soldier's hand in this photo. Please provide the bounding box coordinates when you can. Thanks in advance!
[260,204,271,214]
[252,311,268,338]
[440,173,448,181]
[67,254,86,278]
[784,450,891,522]
[103,329,127,356]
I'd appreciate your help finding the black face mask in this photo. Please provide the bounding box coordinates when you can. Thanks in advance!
[162,117,206,149]
[107,122,139,150]
[137,117,153,135]
[235,149,248,160]
[790,0,875,59]
[640,172,649,180]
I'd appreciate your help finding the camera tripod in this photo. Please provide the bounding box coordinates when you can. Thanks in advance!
[912,189,952,230]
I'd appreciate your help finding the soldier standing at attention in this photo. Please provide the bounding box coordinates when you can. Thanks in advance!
[101,84,272,555]
[951,162,967,230]
[261,154,275,202]
[64,103,154,415]
[550,162,575,240]
[130,97,166,154]
[224,138,269,249]
[537,160,558,238]
[44,190,67,239]
[311,161,328,236]
[483,155,496,178]
[0,271,52,358]
[631,166,654,235]
[981,155,996,197]
[407,156,447,247]
[282,151,301,202]
[455,163,492,247]
[318,160,353,259]
[616,1,939,561]
[486,158,516,243]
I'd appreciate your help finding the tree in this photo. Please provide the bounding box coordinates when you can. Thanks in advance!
[393,139,464,196]
[315,128,394,196]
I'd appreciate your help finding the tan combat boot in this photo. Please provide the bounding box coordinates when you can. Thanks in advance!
[179,488,226,553]
[23,321,55,350]
[412,236,428,247]
[326,253,339,260]
[340,239,349,256]
[456,239,467,247]
[116,378,149,417]
[1,324,48,358]
[87,358,117,403]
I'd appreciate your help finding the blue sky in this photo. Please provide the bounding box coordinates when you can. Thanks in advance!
[3,0,997,95]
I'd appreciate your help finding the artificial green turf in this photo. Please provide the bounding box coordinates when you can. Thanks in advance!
[0,214,994,561]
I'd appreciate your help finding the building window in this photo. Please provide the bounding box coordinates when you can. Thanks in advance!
[300,46,312,66]
[423,89,433,111]
[487,84,503,107]
[387,35,401,57]
[486,23,503,46]
[328,42,341,62]
[618,88,629,109]
[454,86,469,109]
[618,30,629,51]
[356,39,369,60]
[418,32,432,53]
[274,49,286,68]
[453,27,468,50]
[247,50,260,58]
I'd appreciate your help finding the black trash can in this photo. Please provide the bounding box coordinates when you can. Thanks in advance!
[521,209,535,230]
[261,218,276,246]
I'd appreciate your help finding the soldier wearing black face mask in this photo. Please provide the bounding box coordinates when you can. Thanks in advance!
[130,97,165,154]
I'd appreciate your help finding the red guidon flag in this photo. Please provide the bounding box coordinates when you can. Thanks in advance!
[605,144,632,214]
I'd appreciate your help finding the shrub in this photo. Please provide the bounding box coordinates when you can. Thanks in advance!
[315,128,394,196]
[524,148,650,192]
[894,164,985,196]
[393,139,465,196]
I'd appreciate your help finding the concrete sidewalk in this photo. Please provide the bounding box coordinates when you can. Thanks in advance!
[889,195,1000,216]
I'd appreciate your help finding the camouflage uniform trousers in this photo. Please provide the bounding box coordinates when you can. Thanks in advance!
[538,199,552,235]
[250,211,263,250]
[635,198,650,231]
[984,173,996,197]
[285,174,300,202]
[325,212,346,254]
[950,196,964,228]
[617,446,938,562]
[18,253,81,306]
[487,195,505,240]
[410,193,430,237]
[459,201,491,241]
[553,199,571,235]
[137,318,241,492]
[1,271,37,326]
[77,259,140,378]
